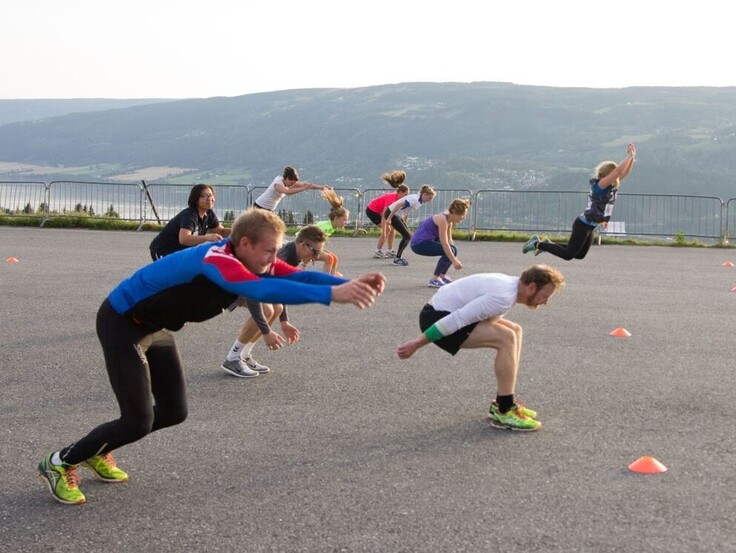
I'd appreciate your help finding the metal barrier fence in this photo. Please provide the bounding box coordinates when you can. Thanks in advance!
[471,189,726,241]
[47,180,145,223]
[726,198,736,244]
[0,181,48,216]
[142,182,250,224]
[612,193,724,240]
[473,190,588,234]
[1,179,734,244]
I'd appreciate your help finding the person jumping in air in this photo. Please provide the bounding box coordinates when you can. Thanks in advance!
[410,198,470,287]
[397,265,565,431]
[524,143,636,260]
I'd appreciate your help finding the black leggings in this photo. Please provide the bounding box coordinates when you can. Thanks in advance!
[537,218,597,261]
[59,299,188,465]
[384,210,412,258]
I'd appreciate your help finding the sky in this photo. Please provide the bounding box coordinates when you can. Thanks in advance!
[3,0,734,100]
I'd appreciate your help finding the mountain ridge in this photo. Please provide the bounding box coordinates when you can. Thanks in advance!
[1,82,735,198]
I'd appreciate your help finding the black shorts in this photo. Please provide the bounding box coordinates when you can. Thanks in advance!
[419,303,478,356]
[365,207,382,226]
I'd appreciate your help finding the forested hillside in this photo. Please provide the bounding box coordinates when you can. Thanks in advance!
[1,83,735,198]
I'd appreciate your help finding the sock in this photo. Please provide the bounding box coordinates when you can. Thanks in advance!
[52,451,63,466]
[226,340,245,361]
[496,394,514,414]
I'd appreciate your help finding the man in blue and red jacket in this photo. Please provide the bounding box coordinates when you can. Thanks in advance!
[38,208,386,506]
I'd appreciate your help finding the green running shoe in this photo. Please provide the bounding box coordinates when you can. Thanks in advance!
[490,401,538,420]
[522,234,540,254]
[38,453,86,505]
[488,403,542,431]
[81,453,129,483]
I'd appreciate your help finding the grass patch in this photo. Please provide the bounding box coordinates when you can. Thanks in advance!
[0,217,732,248]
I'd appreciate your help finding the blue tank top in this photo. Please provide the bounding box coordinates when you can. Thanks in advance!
[582,178,618,225]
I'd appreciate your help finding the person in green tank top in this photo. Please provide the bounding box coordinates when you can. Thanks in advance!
[306,188,350,275]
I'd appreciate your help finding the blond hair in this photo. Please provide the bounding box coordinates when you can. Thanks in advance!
[448,198,470,215]
[321,188,349,222]
[594,161,619,187]
[231,208,286,244]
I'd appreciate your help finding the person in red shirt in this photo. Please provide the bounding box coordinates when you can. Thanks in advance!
[365,170,408,258]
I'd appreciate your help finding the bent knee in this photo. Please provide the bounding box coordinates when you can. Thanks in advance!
[121,414,155,443]
[506,320,522,336]
[156,405,188,430]
[494,323,519,347]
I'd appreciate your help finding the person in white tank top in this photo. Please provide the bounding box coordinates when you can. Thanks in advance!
[253,165,328,211]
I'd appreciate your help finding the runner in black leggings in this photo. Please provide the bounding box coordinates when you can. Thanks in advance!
[384,184,436,266]
[524,144,636,260]
[37,208,386,505]
[47,299,189,472]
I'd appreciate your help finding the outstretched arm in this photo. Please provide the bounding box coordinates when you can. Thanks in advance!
[599,143,636,188]
[282,181,327,194]
[330,272,386,308]
[618,143,636,178]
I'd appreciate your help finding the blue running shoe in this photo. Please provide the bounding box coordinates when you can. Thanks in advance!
[534,236,551,256]
[522,234,540,254]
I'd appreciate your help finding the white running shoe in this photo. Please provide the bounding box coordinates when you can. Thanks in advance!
[221,358,259,378]
[244,356,270,374]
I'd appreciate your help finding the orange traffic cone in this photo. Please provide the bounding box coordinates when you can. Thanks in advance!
[723,261,735,267]
[609,327,631,337]
[628,456,667,474]
[6,256,19,263]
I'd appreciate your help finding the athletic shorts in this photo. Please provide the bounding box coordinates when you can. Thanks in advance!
[365,207,382,226]
[419,303,478,356]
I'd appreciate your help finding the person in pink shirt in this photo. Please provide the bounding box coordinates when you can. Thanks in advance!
[365,170,408,258]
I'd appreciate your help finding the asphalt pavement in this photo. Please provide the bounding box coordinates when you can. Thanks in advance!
[1,226,735,552]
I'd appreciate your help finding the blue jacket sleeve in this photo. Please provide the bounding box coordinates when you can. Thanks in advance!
[200,259,341,306]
